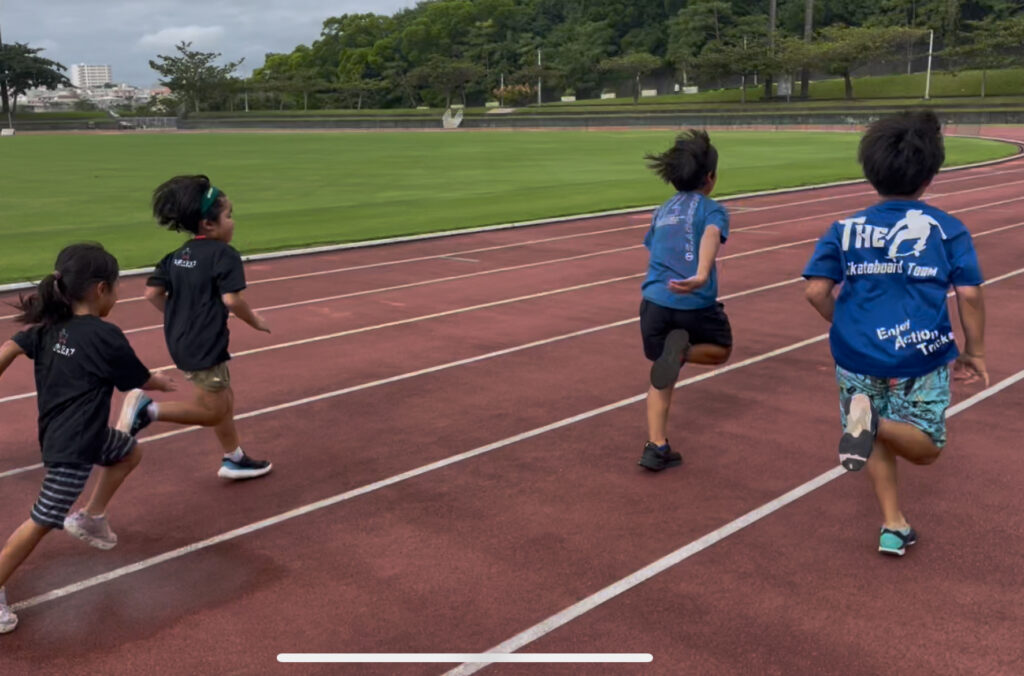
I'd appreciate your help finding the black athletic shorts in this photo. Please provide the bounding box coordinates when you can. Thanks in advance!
[639,299,733,361]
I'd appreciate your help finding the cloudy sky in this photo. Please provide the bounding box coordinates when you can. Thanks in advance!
[1,0,417,87]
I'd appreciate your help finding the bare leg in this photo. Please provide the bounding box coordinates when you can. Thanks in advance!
[687,344,732,365]
[865,420,940,529]
[646,385,673,445]
[877,418,941,465]
[0,520,50,589]
[211,387,239,453]
[866,442,908,530]
[83,446,142,516]
[155,384,230,428]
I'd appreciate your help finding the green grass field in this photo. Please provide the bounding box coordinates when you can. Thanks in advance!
[0,130,1015,283]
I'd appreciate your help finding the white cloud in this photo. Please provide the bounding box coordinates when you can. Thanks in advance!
[137,25,226,51]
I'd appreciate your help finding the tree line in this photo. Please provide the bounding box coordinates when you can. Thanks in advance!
[227,0,1024,110]
[3,0,1023,119]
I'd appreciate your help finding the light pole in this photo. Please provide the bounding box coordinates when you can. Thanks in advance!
[536,49,542,106]
[924,29,934,100]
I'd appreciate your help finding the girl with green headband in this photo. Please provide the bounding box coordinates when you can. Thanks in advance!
[118,174,273,481]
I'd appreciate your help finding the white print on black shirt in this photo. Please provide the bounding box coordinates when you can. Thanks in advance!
[876,319,955,355]
[52,328,75,357]
[173,247,197,269]
[840,209,948,278]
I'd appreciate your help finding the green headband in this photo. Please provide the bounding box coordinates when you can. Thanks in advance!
[200,186,221,219]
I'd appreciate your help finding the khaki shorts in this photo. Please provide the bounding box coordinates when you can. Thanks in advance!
[184,362,231,393]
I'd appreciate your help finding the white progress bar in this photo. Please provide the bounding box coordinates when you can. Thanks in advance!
[277,653,653,663]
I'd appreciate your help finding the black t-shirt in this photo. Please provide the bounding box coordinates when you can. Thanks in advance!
[13,316,151,464]
[147,238,246,372]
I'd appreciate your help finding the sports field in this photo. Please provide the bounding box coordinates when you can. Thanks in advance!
[0,130,1014,283]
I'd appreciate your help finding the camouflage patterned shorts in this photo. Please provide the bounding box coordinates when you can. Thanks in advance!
[836,363,951,447]
[184,362,231,393]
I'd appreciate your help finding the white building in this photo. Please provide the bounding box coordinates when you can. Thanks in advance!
[70,64,113,88]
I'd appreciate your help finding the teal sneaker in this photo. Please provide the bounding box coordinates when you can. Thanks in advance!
[879,526,917,556]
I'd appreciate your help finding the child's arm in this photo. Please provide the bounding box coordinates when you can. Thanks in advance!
[144,285,167,313]
[222,292,271,333]
[667,225,722,294]
[804,277,836,323]
[0,340,24,379]
[142,371,176,392]
[953,285,988,386]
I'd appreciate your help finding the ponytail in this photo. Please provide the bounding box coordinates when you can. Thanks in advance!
[13,243,120,326]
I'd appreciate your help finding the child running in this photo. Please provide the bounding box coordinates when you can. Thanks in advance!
[803,110,988,556]
[638,130,733,471]
[119,175,273,480]
[0,244,173,633]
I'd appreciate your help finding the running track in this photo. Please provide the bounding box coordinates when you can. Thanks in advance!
[1,129,1022,675]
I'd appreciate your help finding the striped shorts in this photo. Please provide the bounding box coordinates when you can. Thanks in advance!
[31,428,136,530]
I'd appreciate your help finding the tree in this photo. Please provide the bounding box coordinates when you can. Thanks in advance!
[544,20,617,98]
[0,41,70,124]
[408,56,483,108]
[696,34,775,104]
[599,52,662,103]
[801,0,814,99]
[148,41,243,114]
[944,16,1024,97]
[811,25,925,99]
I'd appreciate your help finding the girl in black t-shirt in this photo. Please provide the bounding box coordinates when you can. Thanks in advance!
[122,175,273,481]
[0,243,174,634]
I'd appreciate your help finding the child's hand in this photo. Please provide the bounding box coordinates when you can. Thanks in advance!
[148,372,177,392]
[954,353,989,387]
[668,276,708,294]
[253,314,271,333]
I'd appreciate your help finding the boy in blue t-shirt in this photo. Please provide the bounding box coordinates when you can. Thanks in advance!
[804,111,988,556]
[637,130,733,472]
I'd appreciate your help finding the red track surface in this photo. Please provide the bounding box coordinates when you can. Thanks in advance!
[1,129,1023,675]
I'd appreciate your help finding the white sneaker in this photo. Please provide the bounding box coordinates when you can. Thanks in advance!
[0,588,18,634]
[64,510,118,550]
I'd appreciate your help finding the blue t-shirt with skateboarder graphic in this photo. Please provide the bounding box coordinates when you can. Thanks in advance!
[642,192,729,311]
[803,199,983,378]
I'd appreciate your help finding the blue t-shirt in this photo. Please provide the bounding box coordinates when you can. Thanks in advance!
[803,200,983,378]
[642,192,729,310]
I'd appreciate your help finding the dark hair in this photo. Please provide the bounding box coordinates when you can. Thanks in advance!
[152,174,228,234]
[14,243,120,325]
[859,110,945,197]
[645,129,719,192]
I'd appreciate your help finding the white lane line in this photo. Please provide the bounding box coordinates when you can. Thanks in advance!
[2,215,1023,409]
[8,264,1024,607]
[444,366,1024,676]
[734,188,1024,234]
[0,234,825,406]
[5,163,1019,317]
[0,276,805,479]
[11,331,832,613]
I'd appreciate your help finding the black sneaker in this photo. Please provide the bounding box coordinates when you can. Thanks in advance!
[638,441,682,472]
[838,393,879,471]
[217,453,273,480]
[650,329,690,390]
[117,389,154,437]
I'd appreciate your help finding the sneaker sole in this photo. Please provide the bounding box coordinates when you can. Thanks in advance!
[217,464,273,480]
[879,535,917,556]
[637,453,683,472]
[0,618,17,634]
[839,395,876,471]
[650,330,689,390]
[63,523,117,551]
[116,389,148,434]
